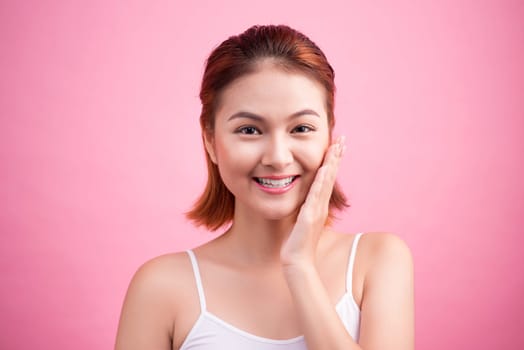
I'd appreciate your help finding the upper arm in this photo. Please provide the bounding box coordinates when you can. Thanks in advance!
[358,233,415,350]
[115,257,177,350]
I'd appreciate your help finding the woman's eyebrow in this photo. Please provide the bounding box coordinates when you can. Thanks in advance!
[227,109,320,121]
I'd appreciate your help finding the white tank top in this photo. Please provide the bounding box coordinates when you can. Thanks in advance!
[180,233,363,349]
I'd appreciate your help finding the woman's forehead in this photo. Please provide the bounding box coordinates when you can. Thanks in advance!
[216,66,327,119]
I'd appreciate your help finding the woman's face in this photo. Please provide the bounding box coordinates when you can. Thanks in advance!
[205,63,330,221]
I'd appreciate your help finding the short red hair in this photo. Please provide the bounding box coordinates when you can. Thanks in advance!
[186,24,349,231]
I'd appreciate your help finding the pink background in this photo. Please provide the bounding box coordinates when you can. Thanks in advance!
[1,0,523,349]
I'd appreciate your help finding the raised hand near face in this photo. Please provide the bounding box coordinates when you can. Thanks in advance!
[280,136,346,268]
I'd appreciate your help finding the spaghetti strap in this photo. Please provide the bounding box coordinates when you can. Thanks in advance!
[186,250,207,312]
[346,232,364,293]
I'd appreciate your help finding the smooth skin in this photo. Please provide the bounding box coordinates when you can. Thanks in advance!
[115,62,414,350]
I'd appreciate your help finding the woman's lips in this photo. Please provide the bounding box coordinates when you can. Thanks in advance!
[253,175,299,194]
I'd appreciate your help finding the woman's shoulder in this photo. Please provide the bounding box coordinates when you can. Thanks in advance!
[120,251,197,320]
[128,251,195,298]
[327,231,413,307]
[135,251,192,273]
[354,232,414,294]
[328,231,413,283]
[358,232,413,266]
[329,231,412,259]
[116,251,197,348]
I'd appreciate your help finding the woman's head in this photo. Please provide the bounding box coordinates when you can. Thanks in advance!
[187,24,348,230]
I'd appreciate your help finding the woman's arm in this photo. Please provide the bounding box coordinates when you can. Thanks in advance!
[114,258,175,350]
[283,257,362,350]
[358,232,415,349]
[284,233,414,350]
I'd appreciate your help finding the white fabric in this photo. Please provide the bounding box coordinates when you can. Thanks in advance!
[181,233,363,349]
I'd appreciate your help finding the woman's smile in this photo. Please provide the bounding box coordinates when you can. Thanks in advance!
[253,175,300,193]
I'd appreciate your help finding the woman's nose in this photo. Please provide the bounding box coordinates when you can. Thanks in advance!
[261,134,293,169]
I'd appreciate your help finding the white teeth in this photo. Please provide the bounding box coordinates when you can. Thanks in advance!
[256,176,295,188]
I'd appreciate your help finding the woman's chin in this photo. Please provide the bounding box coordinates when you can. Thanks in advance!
[234,198,304,223]
[254,206,300,223]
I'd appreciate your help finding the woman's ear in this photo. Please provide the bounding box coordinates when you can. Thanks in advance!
[203,132,217,164]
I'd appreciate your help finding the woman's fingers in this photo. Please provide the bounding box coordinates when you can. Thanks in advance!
[321,135,345,203]
[303,136,345,213]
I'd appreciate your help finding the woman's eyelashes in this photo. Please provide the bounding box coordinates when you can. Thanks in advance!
[235,125,261,135]
[234,124,316,135]
[291,124,315,133]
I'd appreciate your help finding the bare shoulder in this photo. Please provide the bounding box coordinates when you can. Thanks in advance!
[360,232,414,273]
[322,230,406,251]
[361,232,412,254]
[325,231,413,270]
[130,252,193,291]
[115,252,195,350]
[125,251,198,318]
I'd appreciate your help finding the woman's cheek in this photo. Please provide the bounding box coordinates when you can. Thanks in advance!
[216,141,257,170]
[301,144,328,170]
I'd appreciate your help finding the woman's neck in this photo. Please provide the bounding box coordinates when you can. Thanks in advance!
[217,208,299,266]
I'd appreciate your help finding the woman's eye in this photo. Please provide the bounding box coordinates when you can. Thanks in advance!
[236,126,260,135]
[292,125,314,133]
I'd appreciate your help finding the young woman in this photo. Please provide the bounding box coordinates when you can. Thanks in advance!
[115,24,414,350]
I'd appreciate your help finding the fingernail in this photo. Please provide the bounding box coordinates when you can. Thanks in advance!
[336,142,342,155]
[336,136,344,155]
